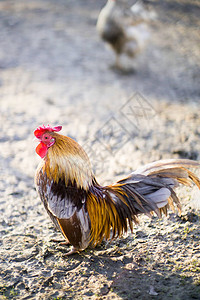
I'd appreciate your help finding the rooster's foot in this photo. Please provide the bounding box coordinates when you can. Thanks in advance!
[50,238,70,246]
[63,247,80,256]
[109,63,135,75]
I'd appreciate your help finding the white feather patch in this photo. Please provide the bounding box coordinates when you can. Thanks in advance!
[145,188,171,208]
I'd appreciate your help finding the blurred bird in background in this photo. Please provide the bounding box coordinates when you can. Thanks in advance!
[34,125,200,255]
[96,0,153,71]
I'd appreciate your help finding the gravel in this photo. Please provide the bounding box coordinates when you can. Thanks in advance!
[0,0,200,299]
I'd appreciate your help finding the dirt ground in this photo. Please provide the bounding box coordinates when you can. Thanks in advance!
[0,0,200,299]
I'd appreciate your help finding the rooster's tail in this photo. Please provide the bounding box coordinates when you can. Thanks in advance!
[86,159,200,245]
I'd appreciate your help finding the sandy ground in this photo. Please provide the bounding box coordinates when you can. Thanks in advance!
[0,0,200,299]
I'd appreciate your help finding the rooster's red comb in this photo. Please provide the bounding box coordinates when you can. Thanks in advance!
[34,125,62,138]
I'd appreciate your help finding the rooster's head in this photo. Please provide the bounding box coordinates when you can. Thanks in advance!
[34,125,62,158]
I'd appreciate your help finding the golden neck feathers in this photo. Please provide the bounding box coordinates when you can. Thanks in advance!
[39,134,93,190]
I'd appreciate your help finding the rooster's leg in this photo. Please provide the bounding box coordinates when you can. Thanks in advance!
[115,54,121,69]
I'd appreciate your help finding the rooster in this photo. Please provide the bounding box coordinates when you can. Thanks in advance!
[96,0,150,70]
[34,125,200,255]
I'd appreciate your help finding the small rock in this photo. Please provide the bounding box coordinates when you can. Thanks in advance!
[149,285,158,296]
[100,283,110,295]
